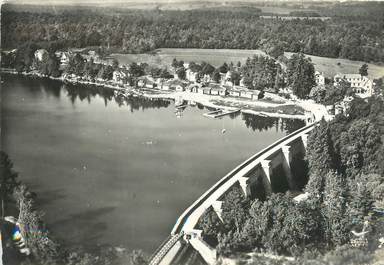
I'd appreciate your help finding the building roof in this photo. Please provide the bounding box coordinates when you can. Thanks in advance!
[138,76,155,85]
[164,79,188,87]
[335,73,363,80]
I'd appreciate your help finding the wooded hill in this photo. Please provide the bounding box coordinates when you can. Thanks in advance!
[2,2,384,63]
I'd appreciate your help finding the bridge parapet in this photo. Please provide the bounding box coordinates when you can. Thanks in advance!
[173,123,317,235]
[149,233,183,265]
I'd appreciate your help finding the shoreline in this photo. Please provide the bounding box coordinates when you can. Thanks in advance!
[1,68,316,121]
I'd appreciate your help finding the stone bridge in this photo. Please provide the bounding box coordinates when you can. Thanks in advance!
[150,122,318,265]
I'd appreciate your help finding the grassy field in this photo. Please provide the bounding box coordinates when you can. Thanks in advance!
[109,48,384,80]
[109,48,267,68]
[285,52,384,79]
[257,6,317,15]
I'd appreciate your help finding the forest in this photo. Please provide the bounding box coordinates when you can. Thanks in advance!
[1,38,319,100]
[2,2,384,63]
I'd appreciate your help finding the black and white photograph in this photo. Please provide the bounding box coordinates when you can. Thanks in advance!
[1,0,384,264]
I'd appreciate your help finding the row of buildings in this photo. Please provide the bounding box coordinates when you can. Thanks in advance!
[36,49,376,99]
[133,75,261,99]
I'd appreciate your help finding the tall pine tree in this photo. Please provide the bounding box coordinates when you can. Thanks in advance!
[305,119,335,198]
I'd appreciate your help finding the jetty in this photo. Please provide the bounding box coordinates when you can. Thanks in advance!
[203,108,240,118]
[175,104,188,109]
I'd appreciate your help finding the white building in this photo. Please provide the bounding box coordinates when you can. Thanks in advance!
[112,69,129,84]
[315,71,325,86]
[55,51,71,66]
[220,71,233,86]
[201,74,211,84]
[239,77,245,87]
[34,49,48,62]
[185,69,199,82]
[334,73,374,97]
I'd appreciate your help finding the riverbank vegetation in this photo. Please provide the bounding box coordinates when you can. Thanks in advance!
[197,96,384,264]
[2,41,319,101]
[0,151,148,265]
[2,2,384,63]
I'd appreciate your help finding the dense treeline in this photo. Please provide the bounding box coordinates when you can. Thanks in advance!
[2,38,318,99]
[2,4,384,63]
[198,97,384,262]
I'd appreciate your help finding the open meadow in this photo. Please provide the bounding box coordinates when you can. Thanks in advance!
[285,52,384,79]
[109,48,267,68]
[110,48,384,80]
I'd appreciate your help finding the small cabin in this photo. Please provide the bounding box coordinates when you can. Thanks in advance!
[240,90,253,99]
[229,90,241,97]
[175,85,185,92]
[197,87,205,94]
[203,88,212,95]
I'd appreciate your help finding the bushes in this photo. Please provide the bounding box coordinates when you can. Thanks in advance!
[216,193,324,257]
[13,184,61,263]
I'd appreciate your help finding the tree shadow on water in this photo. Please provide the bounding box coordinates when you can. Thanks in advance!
[50,206,116,247]
[33,188,67,207]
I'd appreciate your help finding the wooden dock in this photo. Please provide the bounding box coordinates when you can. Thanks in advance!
[203,109,240,118]
[175,104,188,109]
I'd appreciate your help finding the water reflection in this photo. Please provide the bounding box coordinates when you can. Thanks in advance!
[62,83,171,111]
[61,83,304,133]
[242,113,305,134]
[5,74,304,133]
[64,84,115,106]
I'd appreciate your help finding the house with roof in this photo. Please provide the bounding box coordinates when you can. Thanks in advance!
[201,74,211,84]
[229,88,241,97]
[240,90,254,99]
[113,69,129,84]
[186,69,199,83]
[175,85,185,92]
[164,79,188,91]
[186,83,201,93]
[197,87,205,94]
[209,84,228,96]
[203,88,212,95]
[335,96,354,115]
[334,73,374,97]
[60,52,71,66]
[220,71,234,86]
[239,77,246,87]
[156,78,170,90]
[55,51,71,66]
[34,49,48,62]
[137,76,157,89]
[159,82,170,90]
[315,71,325,86]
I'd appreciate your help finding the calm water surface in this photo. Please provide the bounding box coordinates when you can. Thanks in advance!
[1,74,304,253]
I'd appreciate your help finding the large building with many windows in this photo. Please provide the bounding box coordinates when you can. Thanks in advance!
[334,73,374,97]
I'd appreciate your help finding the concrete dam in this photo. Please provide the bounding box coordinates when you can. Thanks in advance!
[150,122,317,265]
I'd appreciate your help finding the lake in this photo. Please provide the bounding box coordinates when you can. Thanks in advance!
[1,74,304,254]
